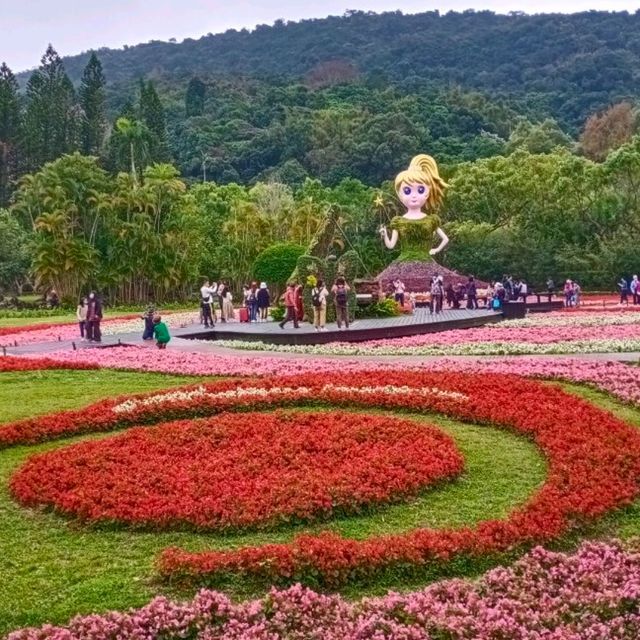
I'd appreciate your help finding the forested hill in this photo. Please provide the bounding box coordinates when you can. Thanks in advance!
[21,10,640,127]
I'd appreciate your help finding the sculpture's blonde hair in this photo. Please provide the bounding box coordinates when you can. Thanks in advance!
[394,154,448,210]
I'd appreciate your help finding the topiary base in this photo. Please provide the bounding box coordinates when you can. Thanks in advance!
[377,261,488,294]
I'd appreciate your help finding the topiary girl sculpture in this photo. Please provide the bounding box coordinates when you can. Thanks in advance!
[379,154,449,262]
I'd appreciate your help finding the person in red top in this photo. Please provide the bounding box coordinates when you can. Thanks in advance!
[279,282,299,329]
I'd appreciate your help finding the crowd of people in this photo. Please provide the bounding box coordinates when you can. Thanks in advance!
[196,276,353,332]
[75,293,170,349]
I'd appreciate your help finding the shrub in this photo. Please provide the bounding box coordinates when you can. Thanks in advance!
[252,244,305,299]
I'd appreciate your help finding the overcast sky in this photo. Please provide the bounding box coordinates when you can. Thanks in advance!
[2,0,638,72]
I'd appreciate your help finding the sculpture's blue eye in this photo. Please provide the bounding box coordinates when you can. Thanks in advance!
[417,185,426,194]
[403,186,411,196]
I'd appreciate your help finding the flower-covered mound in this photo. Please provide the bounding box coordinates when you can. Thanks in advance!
[2,370,639,586]
[11,411,463,531]
[10,540,640,640]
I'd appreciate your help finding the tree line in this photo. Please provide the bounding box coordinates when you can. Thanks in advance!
[2,45,638,203]
[3,135,640,303]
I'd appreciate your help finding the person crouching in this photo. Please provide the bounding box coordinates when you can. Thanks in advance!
[153,314,171,349]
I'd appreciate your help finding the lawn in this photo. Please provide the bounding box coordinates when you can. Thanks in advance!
[0,370,639,633]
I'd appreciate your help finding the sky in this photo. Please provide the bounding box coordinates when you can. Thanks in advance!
[2,0,639,72]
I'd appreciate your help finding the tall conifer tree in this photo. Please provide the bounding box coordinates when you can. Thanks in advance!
[79,52,107,155]
[139,80,170,162]
[0,62,21,205]
[24,45,80,169]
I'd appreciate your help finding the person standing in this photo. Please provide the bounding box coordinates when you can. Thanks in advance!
[431,276,444,314]
[279,283,299,329]
[466,276,478,309]
[141,301,156,340]
[631,275,639,305]
[332,277,351,329]
[393,279,406,307]
[152,314,171,349]
[520,279,528,304]
[311,279,329,331]
[221,287,234,322]
[247,282,259,322]
[76,297,88,341]
[257,282,270,321]
[618,276,630,305]
[294,283,304,323]
[484,282,496,309]
[217,282,227,322]
[573,281,581,307]
[546,277,555,302]
[564,280,574,307]
[200,280,217,328]
[86,291,103,342]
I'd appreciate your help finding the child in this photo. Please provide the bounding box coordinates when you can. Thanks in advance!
[152,314,171,349]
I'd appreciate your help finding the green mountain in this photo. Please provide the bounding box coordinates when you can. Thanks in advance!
[19,9,640,128]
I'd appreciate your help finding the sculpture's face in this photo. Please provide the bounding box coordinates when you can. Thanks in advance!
[398,182,429,210]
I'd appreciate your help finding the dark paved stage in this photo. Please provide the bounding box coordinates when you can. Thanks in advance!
[179,307,502,345]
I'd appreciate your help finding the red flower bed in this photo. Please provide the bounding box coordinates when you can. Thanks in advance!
[4,370,640,586]
[11,411,463,530]
[0,356,98,373]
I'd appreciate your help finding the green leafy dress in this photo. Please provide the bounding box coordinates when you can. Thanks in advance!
[390,214,440,262]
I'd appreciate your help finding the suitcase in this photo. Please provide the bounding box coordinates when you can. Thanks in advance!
[238,307,249,323]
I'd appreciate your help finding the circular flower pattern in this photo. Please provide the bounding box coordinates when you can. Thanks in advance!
[5,369,640,588]
[11,411,463,530]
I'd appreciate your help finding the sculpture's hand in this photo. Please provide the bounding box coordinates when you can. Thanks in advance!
[429,248,438,256]
[378,225,387,237]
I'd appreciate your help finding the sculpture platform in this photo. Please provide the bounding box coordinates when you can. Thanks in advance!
[179,307,502,346]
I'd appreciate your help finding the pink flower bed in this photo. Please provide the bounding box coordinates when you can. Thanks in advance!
[349,321,640,349]
[10,540,640,639]
[19,347,384,377]
[424,358,640,407]
[16,347,640,409]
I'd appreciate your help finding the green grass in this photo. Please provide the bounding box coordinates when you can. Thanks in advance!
[0,369,547,632]
[0,314,77,328]
[0,370,208,423]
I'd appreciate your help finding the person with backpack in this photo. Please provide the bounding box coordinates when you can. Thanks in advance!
[332,277,351,329]
[311,279,329,331]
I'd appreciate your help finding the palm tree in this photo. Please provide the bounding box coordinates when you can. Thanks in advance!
[115,117,149,184]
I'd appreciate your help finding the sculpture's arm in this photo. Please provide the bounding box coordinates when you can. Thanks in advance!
[430,227,449,256]
[379,225,399,250]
